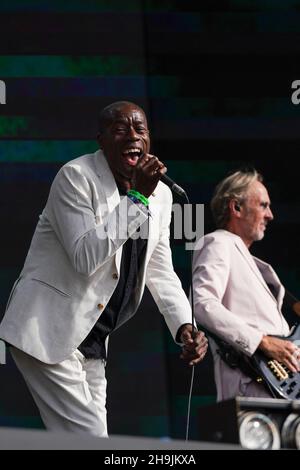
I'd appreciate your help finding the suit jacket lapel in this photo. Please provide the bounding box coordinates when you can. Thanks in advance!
[93,150,122,271]
[145,193,159,266]
[93,150,120,212]
[253,256,285,309]
[234,237,279,304]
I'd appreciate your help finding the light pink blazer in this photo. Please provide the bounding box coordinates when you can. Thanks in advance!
[192,229,290,401]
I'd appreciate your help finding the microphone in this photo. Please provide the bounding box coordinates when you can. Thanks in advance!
[139,153,186,197]
[160,173,186,197]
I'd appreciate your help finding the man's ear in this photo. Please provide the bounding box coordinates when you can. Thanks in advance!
[229,199,241,216]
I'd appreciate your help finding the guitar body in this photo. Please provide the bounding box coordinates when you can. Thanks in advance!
[250,324,300,399]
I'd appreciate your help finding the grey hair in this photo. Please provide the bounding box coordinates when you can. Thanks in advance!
[210,169,263,229]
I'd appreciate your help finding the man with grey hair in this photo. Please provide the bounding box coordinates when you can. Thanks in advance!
[192,169,300,400]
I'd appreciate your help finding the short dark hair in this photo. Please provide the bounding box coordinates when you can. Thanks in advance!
[97,101,144,133]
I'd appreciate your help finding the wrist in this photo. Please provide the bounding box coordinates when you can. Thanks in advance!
[258,335,269,353]
[133,186,151,198]
[177,323,193,343]
[127,189,149,207]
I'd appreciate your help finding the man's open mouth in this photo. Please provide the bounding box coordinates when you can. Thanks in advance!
[122,148,143,166]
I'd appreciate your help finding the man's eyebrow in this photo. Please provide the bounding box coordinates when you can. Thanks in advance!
[112,119,128,125]
[133,118,146,124]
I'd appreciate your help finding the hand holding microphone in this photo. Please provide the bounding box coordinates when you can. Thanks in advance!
[133,153,186,198]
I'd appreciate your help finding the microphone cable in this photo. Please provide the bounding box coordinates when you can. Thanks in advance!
[183,191,197,441]
[159,171,197,441]
[174,188,196,441]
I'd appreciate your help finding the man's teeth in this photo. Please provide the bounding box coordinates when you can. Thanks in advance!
[123,149,141,156]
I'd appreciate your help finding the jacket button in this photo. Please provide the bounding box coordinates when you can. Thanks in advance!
[97,303,104,310]
[112,273,118,280]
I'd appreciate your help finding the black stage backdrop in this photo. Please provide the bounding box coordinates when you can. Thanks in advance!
[0,0,300,441]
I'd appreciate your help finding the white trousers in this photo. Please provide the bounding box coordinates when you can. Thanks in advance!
[10,347,108,437]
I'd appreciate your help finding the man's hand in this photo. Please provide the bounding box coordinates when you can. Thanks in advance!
[132,154,167,198]
[179,324,208,366]
[258,335,300,373]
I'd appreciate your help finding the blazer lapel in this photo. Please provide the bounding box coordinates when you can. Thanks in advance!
[93,150,122,271]
[234,237,278,304]
[94,150,120,212]
[253,256,285,309]
[145,193,159,266]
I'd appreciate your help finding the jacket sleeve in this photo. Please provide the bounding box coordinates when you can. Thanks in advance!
[192,235,263,356]
[45,164,148,277]
[145,188,193,343]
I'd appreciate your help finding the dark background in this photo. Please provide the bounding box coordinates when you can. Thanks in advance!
[0,0,300,441]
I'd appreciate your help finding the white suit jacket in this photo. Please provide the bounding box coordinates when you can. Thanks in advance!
[192,229,290,400]
[0,150,192,364]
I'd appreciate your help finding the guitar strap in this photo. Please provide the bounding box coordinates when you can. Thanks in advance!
[206,330,277,397]
[199,290,300,398]
[208,332,256,378]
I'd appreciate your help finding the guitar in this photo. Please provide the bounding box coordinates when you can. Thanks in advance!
[246,324,300,399]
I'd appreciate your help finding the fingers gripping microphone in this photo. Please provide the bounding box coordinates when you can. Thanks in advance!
[160,173,186,197]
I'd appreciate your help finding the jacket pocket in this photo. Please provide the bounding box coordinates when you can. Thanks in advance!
[31,278,71,297]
